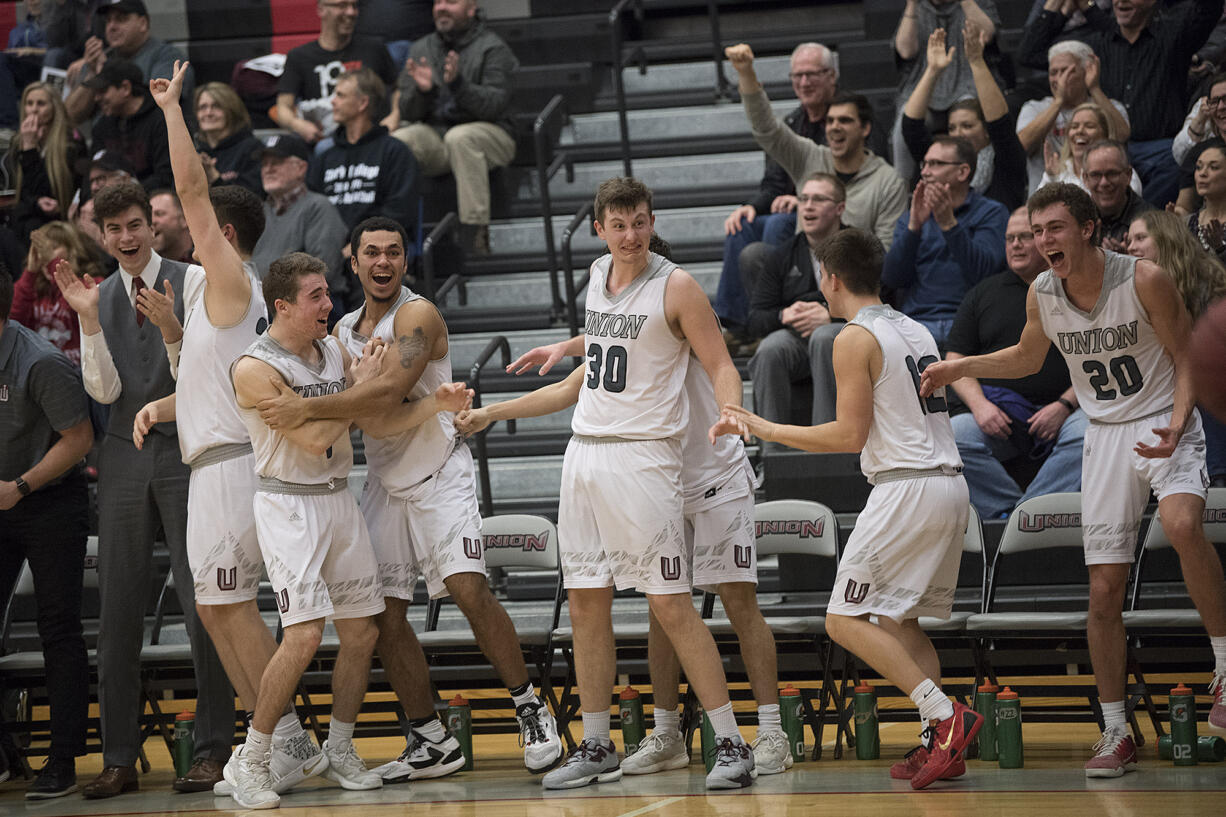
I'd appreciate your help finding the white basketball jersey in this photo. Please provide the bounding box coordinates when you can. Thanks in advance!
[850,305,962,479]
[335,287,456,492]
[236,334,351,484]
[571,253,690,439]
[1034,251,1176,423]
[177,262,268,464]
[680,353,748,500]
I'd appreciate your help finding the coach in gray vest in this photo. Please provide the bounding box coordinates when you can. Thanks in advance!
[56,181,234,798]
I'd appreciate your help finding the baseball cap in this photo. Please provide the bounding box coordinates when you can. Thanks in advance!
[83,60,144,91]
[96,0,149,17]
[81,150,137,178]
[260,133,311,162]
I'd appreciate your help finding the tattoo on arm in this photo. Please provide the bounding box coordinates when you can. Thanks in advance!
[398,327,429,370]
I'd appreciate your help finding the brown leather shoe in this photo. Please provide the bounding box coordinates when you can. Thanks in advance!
[82,765,138,798]
[173,757,225,792]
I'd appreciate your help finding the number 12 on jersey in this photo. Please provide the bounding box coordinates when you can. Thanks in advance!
[586,342,628,393]
[905,354,948,415]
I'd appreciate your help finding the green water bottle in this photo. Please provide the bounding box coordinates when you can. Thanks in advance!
[994,686,1023,768]
[446,694,474,771]
[619,686,645,756]
[1169,683,1198,766]
[173,711,195,777]
[700,710,716,773]
[779,685,805,763]
[973,683,999,761]
[853,683,879,760]
[1159,734,1226,762]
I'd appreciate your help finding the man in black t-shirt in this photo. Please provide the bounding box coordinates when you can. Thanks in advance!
[276,0,399,145]
[943,206,1086,518]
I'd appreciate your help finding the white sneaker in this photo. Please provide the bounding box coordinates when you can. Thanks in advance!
[705,734,755,790]
[371,729,466,783]
[216,732,328,796]
[213,744,242,796]
[750,729,793,775]
[321,740,382,790]
[229,745,280,809]
[517,699,564,772]
[541,738,621,790]
[621,730,689,775]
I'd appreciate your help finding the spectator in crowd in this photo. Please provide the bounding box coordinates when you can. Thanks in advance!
[356,0,434,71]
[149,189,194,264]
[11,221,108,365]
[83,151,136,200]
[276,0,399,146]
[64,0,193,125]
[1082,139,1153,250]
[42,0,93,70]
[944,206,1087,518]
[725,44,908,252]
[1128,208,1226,483]
[1040,104,1143,196]
[84,60,172,191]
[715,41,838,333]
[901,22,1027,211]
[311,69,417,239]
[745,173,847,431]
[54,181,233,798]
[0,0,48,133]
[251,133,350,301]
[0,266,94,801]
[1188,143,1226,266]
[1174,73,1226,215]
[1018,0,1223,207]
[892,0,1002,182]
[882,136,1009,349]
[392,0,518,256]
[193,82,263,195]
[1017,40,1130,194]
[3,82,86,243]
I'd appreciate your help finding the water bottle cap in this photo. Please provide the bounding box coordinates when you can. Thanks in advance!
[977,683,999,693]
[449,694,469,706]
[619,685,640,700]
[175,711,195,721]
[780,685,800,696]
[997,686,1019,700]
[854,683,874,694]
[1170,683,1193,695]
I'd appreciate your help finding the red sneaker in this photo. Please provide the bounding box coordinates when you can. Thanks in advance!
[911,702,982,790]
[889,744,965,780]
[1210,673,1226,730]
[1084,727,1137,778]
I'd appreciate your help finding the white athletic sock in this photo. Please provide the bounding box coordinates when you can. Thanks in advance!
[1210,636,1226,676]
[328,718,355,749]
[273,712,302,742]
[1101,700,1127,733]
[581,710,611,742]
[707,702,740,740]
[414,717,446,742]
[509,682,538,709]
[652,706,680,736]
[758,704,781,734]
[247,727,272,759]
[909,679,954,723]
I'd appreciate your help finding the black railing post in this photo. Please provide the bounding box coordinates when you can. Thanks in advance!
[533,94,571,314]
[560,202,594,339]
[609,0,642,177]
[707,0,734,100]
[420,212,458,302]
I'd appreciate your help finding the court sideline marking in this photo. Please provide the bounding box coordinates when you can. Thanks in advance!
[614,795,685,817]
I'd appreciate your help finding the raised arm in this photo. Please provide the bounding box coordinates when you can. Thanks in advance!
[151,61,252,326]
[234,357,349,456]
[904,29,954,122]
[895,0,922,61]
[726,43,823,185]
[964,20,1006,123]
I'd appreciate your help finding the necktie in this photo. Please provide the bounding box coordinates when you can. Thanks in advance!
[132,276,146,327]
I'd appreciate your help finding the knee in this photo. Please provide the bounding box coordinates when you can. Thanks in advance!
[282,623,324,663]
[825,613,851,644]
[806,322,840,356]
[1087,572,1128,618]
[567,588,611,621]
[738,241,772,283]
[1160,513,1205,550]
[748,331,788,368]
[646,594,693,630]
[717,584,761,625]
[445,573,493,613]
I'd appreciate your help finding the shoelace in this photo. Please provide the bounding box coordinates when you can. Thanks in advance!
[1092,729,1127,754]
[713,738,747,766]
[564,740,606,766]
[918,725,936,751]
[517,704,547,747]
[399,731,427,762]
[640,732,673,753]
[1210,673,1226,695]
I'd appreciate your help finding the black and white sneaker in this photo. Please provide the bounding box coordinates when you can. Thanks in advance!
[371,729,465,783]
[517,699,563,772]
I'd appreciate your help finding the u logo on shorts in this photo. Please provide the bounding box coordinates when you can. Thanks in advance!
[843,579,870,605]
[463,536,482,560]
[734,545,752,569]
[660,556,681,581]
[276,588,290,614]
[216,567,236,591]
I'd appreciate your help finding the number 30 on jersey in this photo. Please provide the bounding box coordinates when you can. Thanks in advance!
[586,342,628,393]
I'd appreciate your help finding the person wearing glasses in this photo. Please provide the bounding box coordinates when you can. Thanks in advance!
[276,0,399,147]
[715,42,838,339]
[881,136,1009,350]
[1081,139,1153,251]
[744,173,848,430]
[1172,72,1226,216]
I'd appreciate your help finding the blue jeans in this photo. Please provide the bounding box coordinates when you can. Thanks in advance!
[952,408,1088,518]
[1201,404,1226,479]
[914,316,955,353]
[713,210,796,328]
[1127,138,1180,208]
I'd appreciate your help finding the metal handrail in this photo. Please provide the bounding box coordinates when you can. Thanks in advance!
[560,202,594,339]
[420,212,464,305]
[468,335,516,518]
[608,0,644,177]
[533,93,574,314]
[706,0,735,100]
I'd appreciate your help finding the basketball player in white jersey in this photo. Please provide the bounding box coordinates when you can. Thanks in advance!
[715,228,983,790]
[473,236,789,776]
[254,215,561,778]
[135,62,325,796]
[513,177,752,789]
[921,182,1226,778]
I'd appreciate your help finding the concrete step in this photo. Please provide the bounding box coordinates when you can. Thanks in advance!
[484,454,564,501]
[515,151,764,205]
[619,55,793,96]
[490,205,734,256]
[561,98,794,146]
